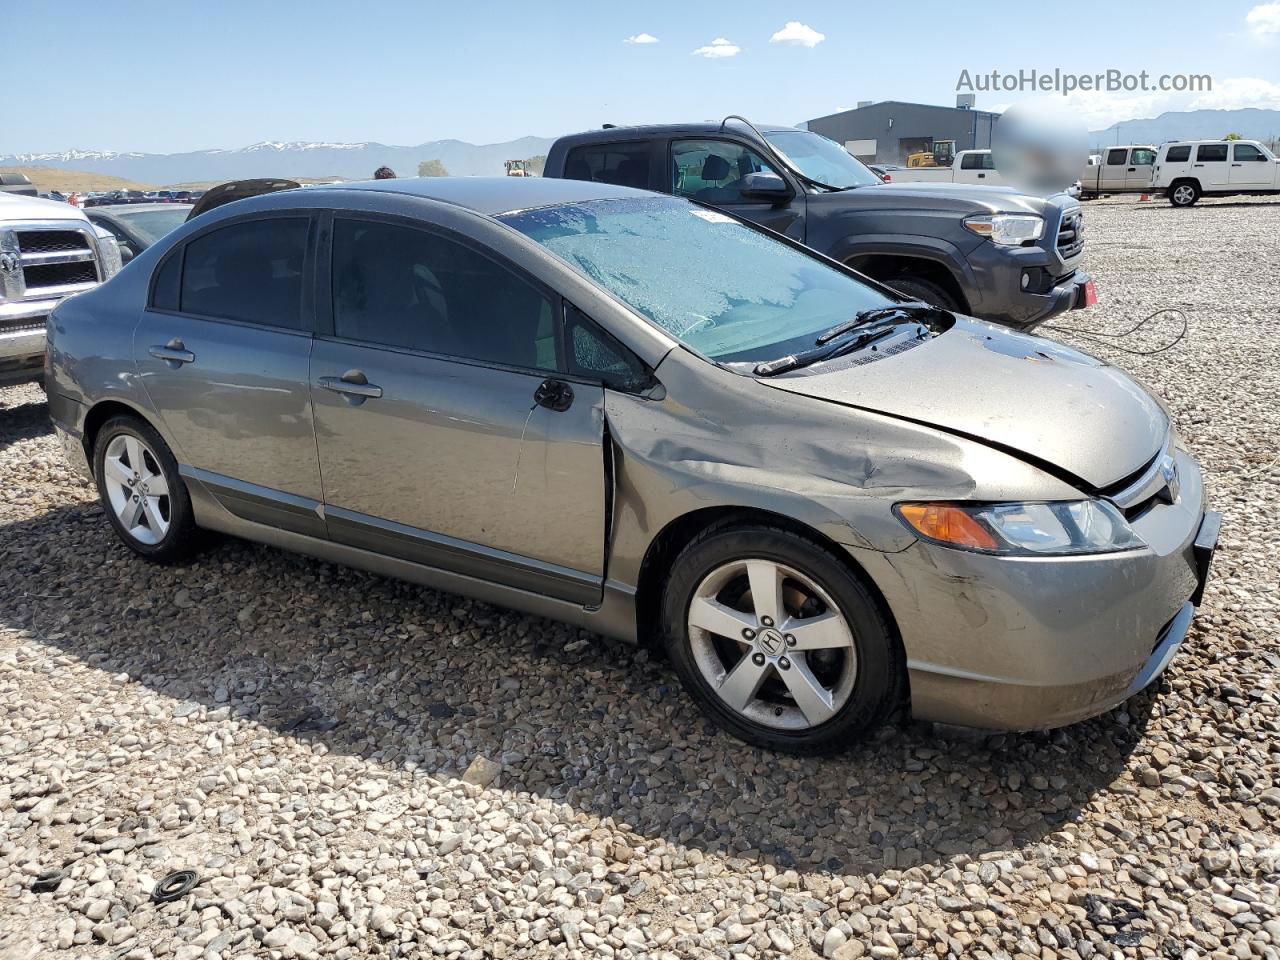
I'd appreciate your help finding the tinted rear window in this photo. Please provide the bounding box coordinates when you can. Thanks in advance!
[1196,144,1229,163]
[180,218,308,328]
[1165,145,1191,162]
[562,143,650,189]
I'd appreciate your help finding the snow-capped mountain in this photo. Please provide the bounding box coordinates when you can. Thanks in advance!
[0,137,556,184]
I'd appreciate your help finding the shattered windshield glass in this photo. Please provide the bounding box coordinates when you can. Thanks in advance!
[500,197,893,363]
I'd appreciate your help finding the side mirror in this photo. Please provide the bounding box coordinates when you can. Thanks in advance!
[740,171,793,203]
[118,243,136,264]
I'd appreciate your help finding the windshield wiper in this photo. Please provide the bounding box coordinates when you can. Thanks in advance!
[754,324,901,377]
[814,302,932,345]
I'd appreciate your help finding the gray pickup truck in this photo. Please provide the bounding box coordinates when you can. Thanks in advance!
[543,119,1093,331]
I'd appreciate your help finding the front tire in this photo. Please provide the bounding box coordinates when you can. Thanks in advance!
[886,276,961,312]
[1169,181,1200,207]
[93,415,199,562]
[661,524,901,754]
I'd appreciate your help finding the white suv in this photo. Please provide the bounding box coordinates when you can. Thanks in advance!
[1151,139,1280,207]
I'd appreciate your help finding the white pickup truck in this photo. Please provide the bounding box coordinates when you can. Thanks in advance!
[1,192,121,385]
[1152,139,1280,206]
[1078,145,1156,198]
[889,149,1007,187]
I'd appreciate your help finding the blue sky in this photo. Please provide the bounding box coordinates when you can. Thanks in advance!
[3,0,1279,153]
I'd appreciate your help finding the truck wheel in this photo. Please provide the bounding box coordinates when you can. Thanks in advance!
[887,276,960,312]
[1169,182,1200,207]
[661,523,901,754]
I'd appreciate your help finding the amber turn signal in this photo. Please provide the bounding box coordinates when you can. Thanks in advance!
[897,503,1000,550]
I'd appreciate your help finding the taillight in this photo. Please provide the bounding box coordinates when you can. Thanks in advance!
[882,174,891,182]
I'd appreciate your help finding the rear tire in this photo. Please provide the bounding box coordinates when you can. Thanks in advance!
[661,523,901,754]
[886,276,961,312]
[93,415,200,563]
[1169,181,1200,207]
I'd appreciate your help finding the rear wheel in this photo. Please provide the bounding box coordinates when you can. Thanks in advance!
[886,276,961,312]
[1169,181,1200,207]
[93,416,200,562]
[662,524,900,754]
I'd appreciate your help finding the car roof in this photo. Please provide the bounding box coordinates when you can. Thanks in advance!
[308,176,653,216]
[88,202,192,217]
[552,122,799,147]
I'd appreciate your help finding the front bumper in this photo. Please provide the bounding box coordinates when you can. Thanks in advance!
[0,301,51,383]
[964,236,1087,331]
[857,449,1218,731]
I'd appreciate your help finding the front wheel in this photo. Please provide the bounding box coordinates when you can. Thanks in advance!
[662,524,901,754]
[885,276,961,312]
[93,415,200,562]
[1169,182,1200,207]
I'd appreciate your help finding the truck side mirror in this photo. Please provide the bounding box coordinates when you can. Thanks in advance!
[740,171,793,203]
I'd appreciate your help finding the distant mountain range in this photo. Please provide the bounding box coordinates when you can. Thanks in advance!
[1088,108,1280,148]
[0,137,557,185]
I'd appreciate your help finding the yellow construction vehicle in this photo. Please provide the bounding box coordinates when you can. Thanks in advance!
[504,159,531,177]
[906,140,957,168]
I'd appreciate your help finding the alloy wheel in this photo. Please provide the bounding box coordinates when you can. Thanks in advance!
[1173,185,1195,206]
[687,558,857,731]
[102,434,171,545]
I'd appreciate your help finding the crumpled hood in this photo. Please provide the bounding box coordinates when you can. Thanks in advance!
[760,319,1167,489]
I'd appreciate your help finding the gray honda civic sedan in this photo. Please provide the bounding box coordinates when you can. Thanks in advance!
[45,177,1219,753]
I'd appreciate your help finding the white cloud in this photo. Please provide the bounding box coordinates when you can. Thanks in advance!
[692,37,740,58]
[1245,2,1280,38]
[1190,76,1280,110]
[769,21,825,47]
[624,33,659,44]
[1062,90,1175,129]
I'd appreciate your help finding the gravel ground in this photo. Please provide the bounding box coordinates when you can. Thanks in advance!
[1,194,1278,960]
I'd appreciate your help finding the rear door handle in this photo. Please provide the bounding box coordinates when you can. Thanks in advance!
[1231,163,1242,167]
[1127,167,1136,172]
[148,339,195,366]
[319,370,383,403]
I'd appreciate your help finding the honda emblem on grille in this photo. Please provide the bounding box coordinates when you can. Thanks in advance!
[0,251,20,275]
[1160,455,1180,503]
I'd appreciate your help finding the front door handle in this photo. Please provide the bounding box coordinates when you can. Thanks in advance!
[148,339,195,367]
[319,370,383,404]
[1127,167,1136,172]
[533,378,574,412]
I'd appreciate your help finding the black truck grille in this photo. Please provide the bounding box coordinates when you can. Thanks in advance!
[1057,213,1084,260]
[22,261,97,289]
[16,230,92,255]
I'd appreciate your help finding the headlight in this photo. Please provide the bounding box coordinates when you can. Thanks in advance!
[962,214,1044,245]
[895,500,1144,556]
[93,229,123,279]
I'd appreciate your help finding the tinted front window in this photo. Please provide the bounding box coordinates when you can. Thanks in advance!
[180,218,307,328]
[672,140,777,203]
[331,219,556,370]
[1165,145,1192,162]
[1233,143,1267,161]
[961,152,995,170]
[763,130,881,188]
[501,197,894,364]
[563,143,650,189]
[1196,144,1229,162]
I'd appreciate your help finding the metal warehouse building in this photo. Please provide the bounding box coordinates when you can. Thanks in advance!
[806,98,1000,165]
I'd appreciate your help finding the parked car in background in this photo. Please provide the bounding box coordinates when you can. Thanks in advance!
[544,120,1092,330]
[1078,145,1156,199]
[1,191,120,384]
[1152,139,1280,206]
[85,202,193,264]
[45,177,1216,752]
[0,173,39,197]
[891,149,1006,187]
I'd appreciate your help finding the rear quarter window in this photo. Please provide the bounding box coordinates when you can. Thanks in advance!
[562,143,651,189]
